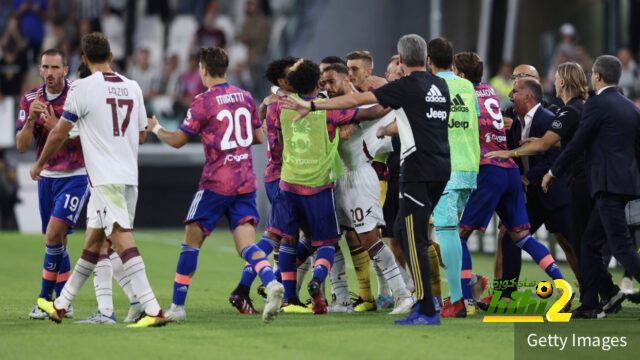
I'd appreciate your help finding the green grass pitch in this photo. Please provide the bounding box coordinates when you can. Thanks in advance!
[0,229,637,359]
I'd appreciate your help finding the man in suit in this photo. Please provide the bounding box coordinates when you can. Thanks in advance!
[498,78,572,300]
[543,55,640,318]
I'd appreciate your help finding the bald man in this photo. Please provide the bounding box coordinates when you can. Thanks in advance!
[479,66,572,308]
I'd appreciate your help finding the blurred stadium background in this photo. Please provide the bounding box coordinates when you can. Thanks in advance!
[0,0,638,265]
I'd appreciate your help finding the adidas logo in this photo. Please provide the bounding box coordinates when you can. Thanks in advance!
[67,214,74,221]
[425,85,446,103]
[451,94,469,112]
[177,286,189,292]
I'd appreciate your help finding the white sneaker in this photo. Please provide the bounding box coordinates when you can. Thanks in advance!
[621,277,635,294]
[123,303,144,323]
[327,299,354,313]
[165,304,186,322]
[389,295,416,315]
[64,305,74,318]
[75,310,116,324]
[263,280,284,323]
[29,304,47,319]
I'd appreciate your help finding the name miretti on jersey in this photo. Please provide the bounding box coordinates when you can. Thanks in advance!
[216,92,245,105]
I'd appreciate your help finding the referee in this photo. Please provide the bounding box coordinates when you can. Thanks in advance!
[282,34,451,325]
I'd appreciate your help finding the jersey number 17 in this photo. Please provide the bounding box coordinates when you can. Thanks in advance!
[106,98,133,137]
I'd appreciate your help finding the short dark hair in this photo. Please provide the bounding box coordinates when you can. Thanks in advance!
[593,55,622,85]
[453,52,483,84]
[287,59,320,94]
[198,47,228,78]
[77,61,91,79]
[41,48,67,66]
[81,32,111,64]
[320,56,346,66]
[265,56,298,86]
[323,63,348,76]
[346,50,373,68]
[520,78,543,103]
[427,37,453,69]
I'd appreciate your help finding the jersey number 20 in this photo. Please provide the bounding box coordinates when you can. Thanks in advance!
[106,98,133,137]
[217,107,253,150]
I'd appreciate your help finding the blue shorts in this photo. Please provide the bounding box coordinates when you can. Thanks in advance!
[184,190,260,235]
[459,166,530,233]
[267,188,341,247]
[264,179,280,204]
[38,175,89,234]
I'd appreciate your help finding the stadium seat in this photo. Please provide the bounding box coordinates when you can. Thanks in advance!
[102,15,126,62]
[134,15,165,69]
[167,15,198,70]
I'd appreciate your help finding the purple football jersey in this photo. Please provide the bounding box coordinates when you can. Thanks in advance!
[263,101,282,183]
[179,83,262,196]
[16,80,85,171]
[475,83,517,169]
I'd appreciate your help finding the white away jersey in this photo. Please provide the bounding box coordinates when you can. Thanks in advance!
[61,72,147,186]
[338,105,394,171]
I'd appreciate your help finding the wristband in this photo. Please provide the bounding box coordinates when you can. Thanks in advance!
[514,149,519,158]
[152,124,162,135]
[310,101,316,112]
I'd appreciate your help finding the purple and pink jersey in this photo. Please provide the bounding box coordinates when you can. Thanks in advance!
[16,80,85,171]
[179,83,262,196]
[474,83,517,169]
[273,97,358,195]
[263,102,283,183]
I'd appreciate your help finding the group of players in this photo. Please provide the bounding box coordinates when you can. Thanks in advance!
[20,31,591,327]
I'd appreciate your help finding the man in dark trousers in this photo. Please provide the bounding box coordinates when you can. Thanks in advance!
[543,55,640,319]
[498,78,572,300]
[282,34,450,325]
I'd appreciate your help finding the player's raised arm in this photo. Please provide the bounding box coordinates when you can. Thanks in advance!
[148,115,190,148]
[281,91,378,121]
[15,90,46,152]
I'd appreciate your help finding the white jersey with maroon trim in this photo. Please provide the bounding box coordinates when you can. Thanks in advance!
[61,72,147,186]
[337,105,394,171]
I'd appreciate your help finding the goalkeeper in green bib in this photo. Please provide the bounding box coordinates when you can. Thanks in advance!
[427,38,480,318]
[269,59,388,314]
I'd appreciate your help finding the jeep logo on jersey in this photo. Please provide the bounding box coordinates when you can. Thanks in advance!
[426,108,447,120]
[449,119,469,129]
[425,84,446,103]
[451,94,469,112]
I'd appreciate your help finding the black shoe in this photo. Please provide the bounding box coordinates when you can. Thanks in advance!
[626,291,640,304]
[572,306,606,319]
[257,284,267,301]
[601,287,625,313]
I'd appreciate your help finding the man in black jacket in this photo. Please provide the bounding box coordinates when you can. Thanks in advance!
[543,55,640,318]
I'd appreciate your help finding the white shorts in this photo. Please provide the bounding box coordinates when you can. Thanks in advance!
[336,164,385,234]
[87,184,138,237]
